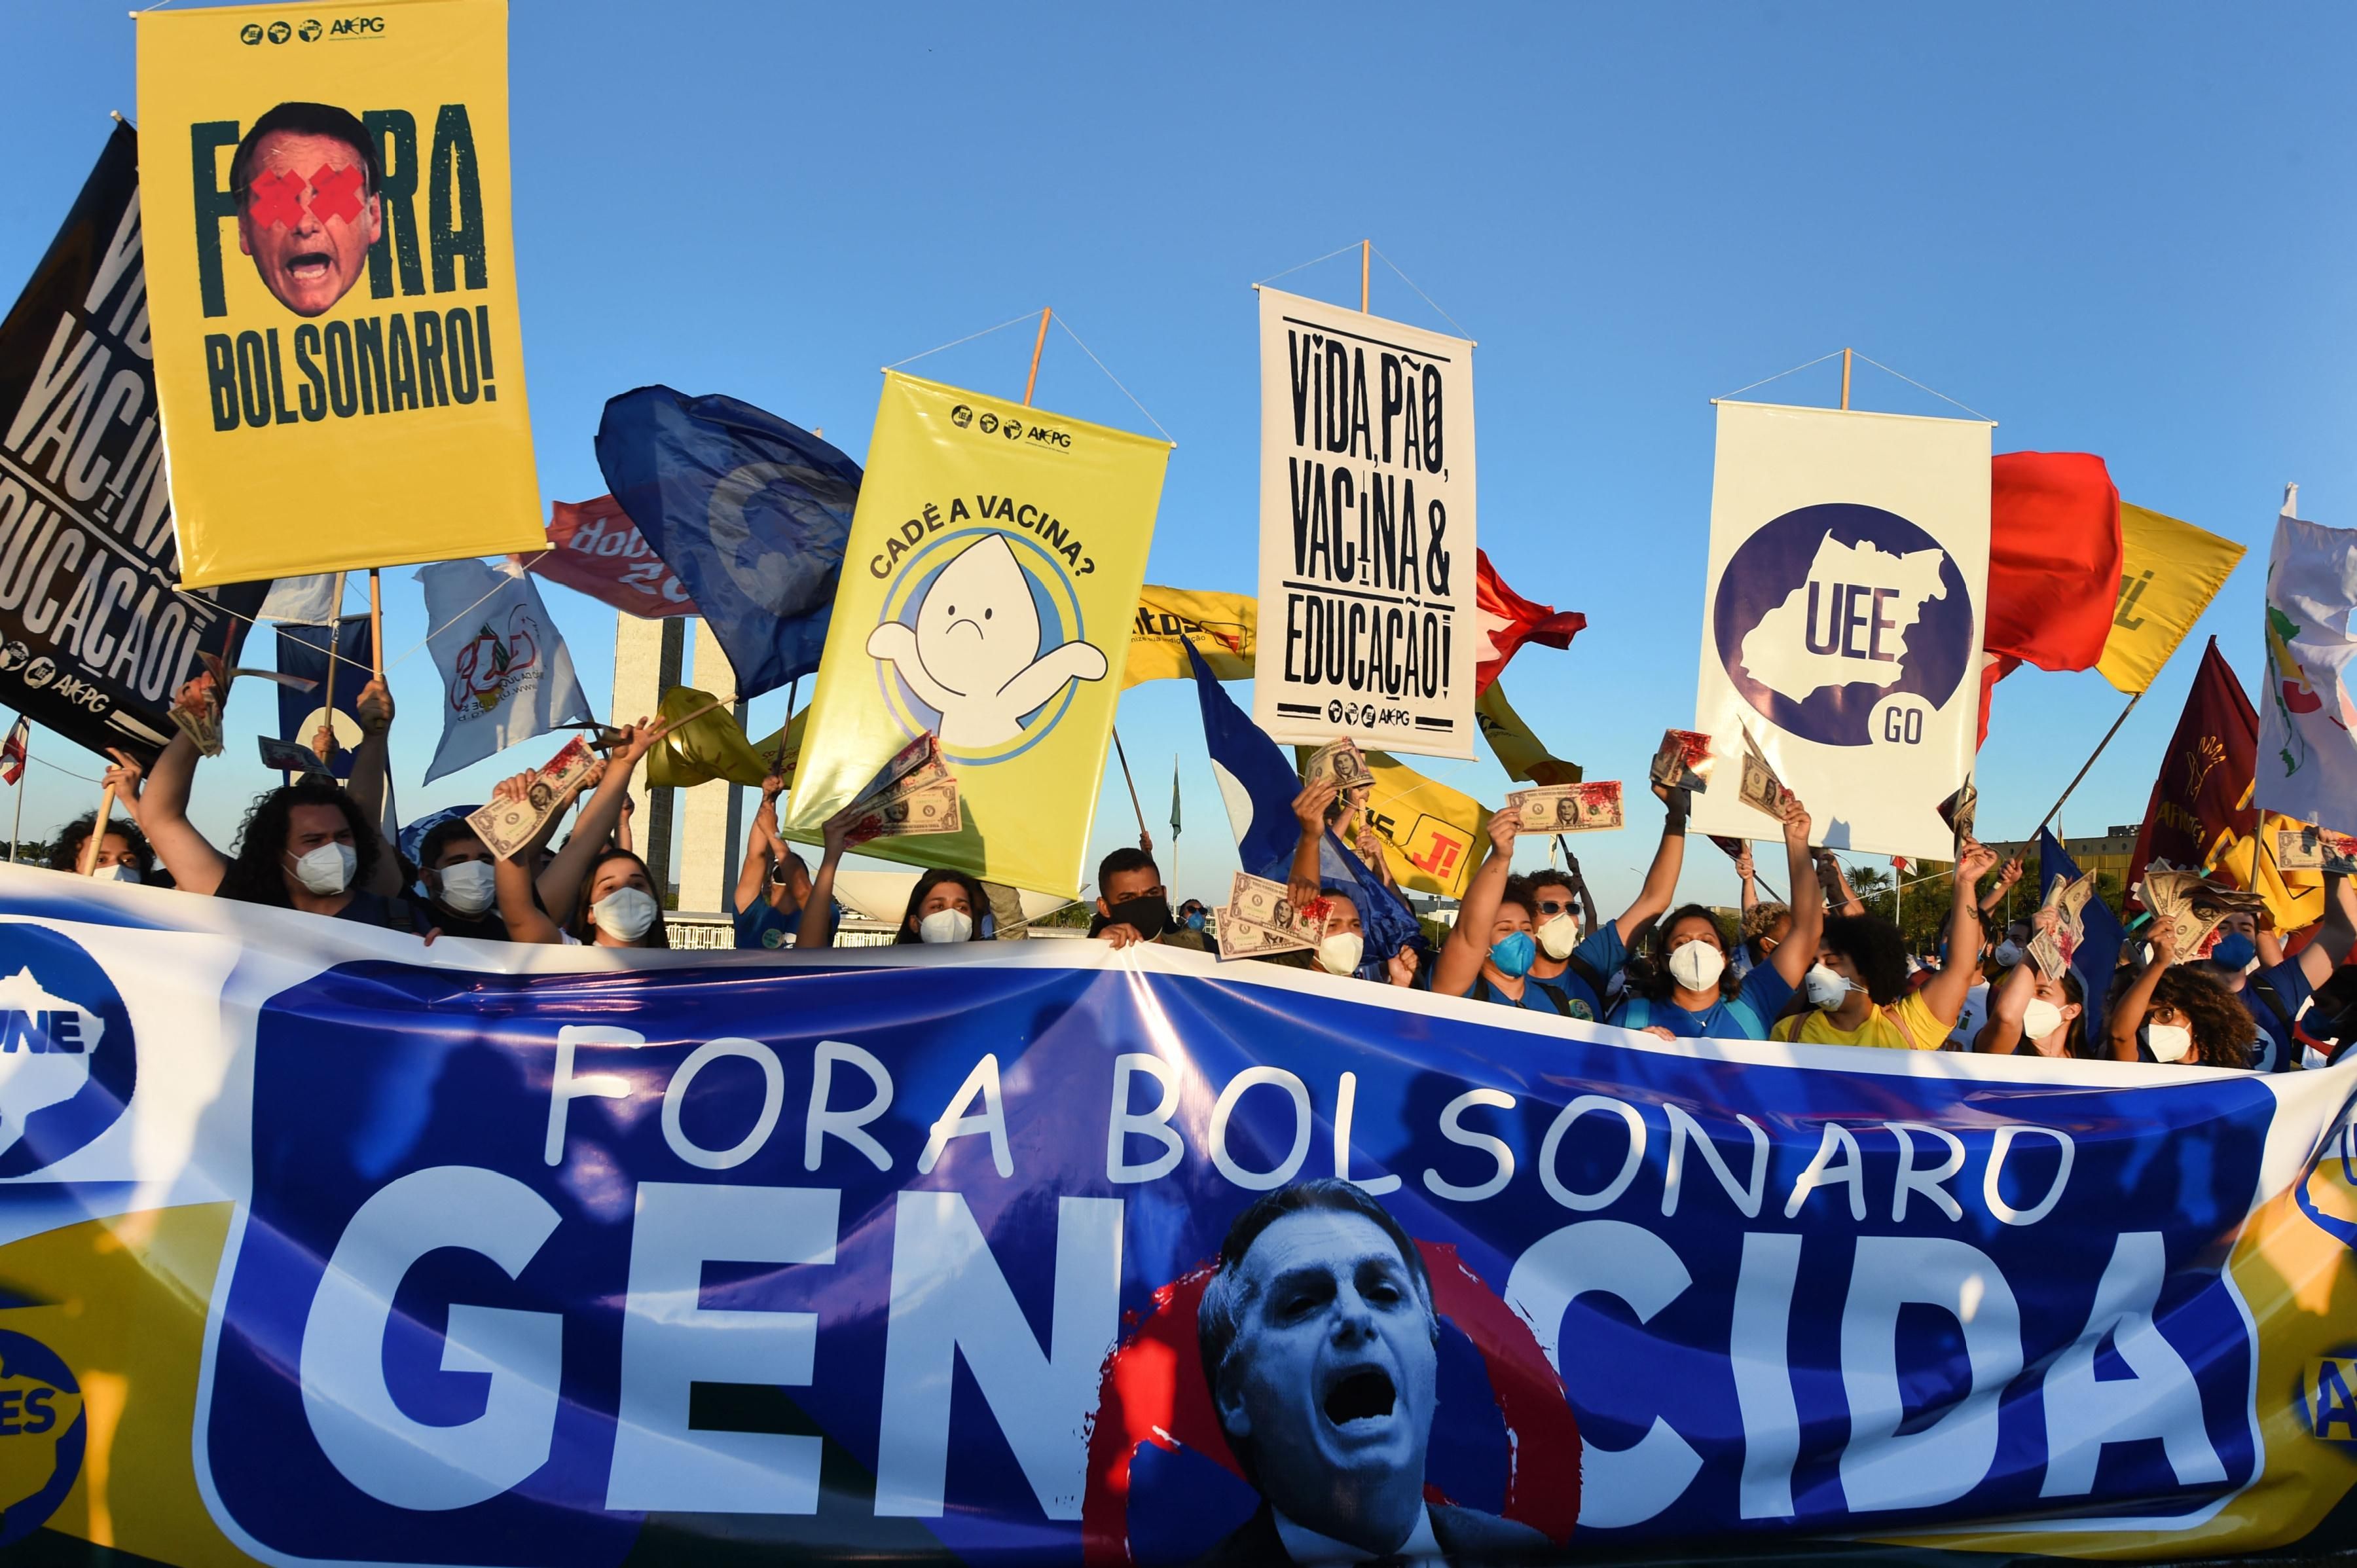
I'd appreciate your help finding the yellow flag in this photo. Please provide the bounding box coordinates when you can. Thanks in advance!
[782,372,1169,896]
[2209,810,2326,934]
[646,686,805,790]
[1360,750,1489,900]
[1474,682,1582,786]
[135,0,543,586]
[2097,504,2246,694]
[1122,587,1256,686]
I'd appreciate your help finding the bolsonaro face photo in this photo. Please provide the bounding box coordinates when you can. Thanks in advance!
[230,101,383,318]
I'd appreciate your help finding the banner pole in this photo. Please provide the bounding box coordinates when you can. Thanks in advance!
[80,781,116,875]
[775,676,798,778]
[368,568,384,682]
[317,623,341,770]
[9,730,25,862]
[2034,690,2144,839]
[1361,240,1370,313]
[1110,726,1148,843]
[1023,308,1051,407]
[1840,346,1852,410]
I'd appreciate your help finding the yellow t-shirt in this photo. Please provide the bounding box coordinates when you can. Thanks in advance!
[1771,989,1947,1051]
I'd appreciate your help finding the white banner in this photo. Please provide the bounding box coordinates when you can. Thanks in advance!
[1689,401,1992,859]
[418,557,593,782]
[2256,509,2357,837]
[1253,287,1476,757]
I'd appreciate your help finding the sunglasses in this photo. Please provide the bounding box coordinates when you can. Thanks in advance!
[1536,899,1577,916]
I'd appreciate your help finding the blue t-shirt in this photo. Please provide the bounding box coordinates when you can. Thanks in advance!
[1524,925,1626,1022]
[733,898,805,951]
[2240,958,2316,1072]
[1609,958,1796,1040]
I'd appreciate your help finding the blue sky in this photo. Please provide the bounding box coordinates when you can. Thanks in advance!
[3,3,2352,913]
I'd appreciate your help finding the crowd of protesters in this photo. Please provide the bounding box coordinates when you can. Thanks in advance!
[29,666,2357,1070]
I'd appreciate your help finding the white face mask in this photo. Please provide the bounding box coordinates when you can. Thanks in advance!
[591,886,659,942]
[91,862,140,884]
[1666,939,1725,993]
[1804,964,1851,1008]
[287,841,357,896]
[2144,1022,2193,1063]
[1992,939,2024,968]
[1317,930,1365,976]
[435,860,496,916]
[1535,912,1580,960]
[918,908,974,945]
[2022,998,2065,1042]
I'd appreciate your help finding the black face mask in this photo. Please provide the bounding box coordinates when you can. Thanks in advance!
[1107,894,1172,939]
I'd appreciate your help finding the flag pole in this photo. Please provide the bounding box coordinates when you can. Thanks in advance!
[1840,347,1852,410]
[1023,308,1051,408]
[775,676,798,778]
[368,569,384,682]
[1361,240,1370,313]
[317,622,341,770]
[2033,690,2144,839]
[79,781,116,875]
[1110,727,1148,844]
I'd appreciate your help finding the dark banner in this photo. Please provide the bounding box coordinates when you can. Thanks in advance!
[0,123,265,762]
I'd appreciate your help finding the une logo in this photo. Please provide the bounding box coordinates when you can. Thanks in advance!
[0,1331,83,1548]
[0,929,135,1178]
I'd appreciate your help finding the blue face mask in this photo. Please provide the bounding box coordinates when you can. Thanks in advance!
[2210,932,2256,970]
[1489,930,1537,978]
[1184,911,1206,931]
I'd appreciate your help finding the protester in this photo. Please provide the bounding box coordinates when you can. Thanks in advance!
[732,772,814,949]
[1091,846,1211,951]
[787,799,861,951]
[1177,898,1210,934]
[2197,875,2356,1070]
[2104,923,2254,1067]
[48,746,155,883]
[414,816,506,940]
[482,725,663,947]
[1974,926,2092,1057]
[893,867,991,945]
[1727,843,1789,980]
[1261,884,1418,983]
[1772,841,2000,1050]
[1607,793,1821,1040]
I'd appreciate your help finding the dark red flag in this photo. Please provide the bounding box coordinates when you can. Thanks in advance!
[1976,451,2125,743]
[2124,637,2258,905]
[1474,551,1584,695]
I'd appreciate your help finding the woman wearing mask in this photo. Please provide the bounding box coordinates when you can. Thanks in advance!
[1974,932,2089,1057]
[894,868,990,945]
[1772,841,1998,1051]
[2104,922,2256,1067]
[1609,793,1821,1040]
[1308,886,1419,985]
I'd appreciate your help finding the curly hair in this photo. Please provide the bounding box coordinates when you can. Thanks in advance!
[1624,903,1738,1003]
[1495,875,1543,924]
[215,781,378,906]
[570,847,669,948]
[1740,900,1791,944]
[895,867,989,943]
[47,812,153,875]
[1820,914,1912,1006]
[2107,963,2253,1067]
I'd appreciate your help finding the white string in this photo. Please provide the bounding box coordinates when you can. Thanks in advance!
[885,310,1042,371]
[1251,242,1365,289]
[1851,352,1994,423]
[1715,349,1847,403]
[1051,314,1175,445]
[1370,246,1472,340]
[26,754,101,786]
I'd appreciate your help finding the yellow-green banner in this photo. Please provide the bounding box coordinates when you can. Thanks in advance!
[782,371,1169,896]
[1476,680,1582,786]
[136,0,544,586]
[2099,503,2246,695]
[1361,748,1489,899]
[1122,585,1254,687]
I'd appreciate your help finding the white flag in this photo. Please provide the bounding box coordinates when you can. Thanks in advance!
[418,558,593,783]
[258,572,345,625]
[2256,505,2357,836]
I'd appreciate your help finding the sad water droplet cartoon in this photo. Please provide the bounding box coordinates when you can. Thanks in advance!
[867,534,1105,750]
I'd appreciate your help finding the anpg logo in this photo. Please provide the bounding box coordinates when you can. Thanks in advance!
[1713,502,1975,748]
[0,1330,82,1546]
[0,926,134,1178]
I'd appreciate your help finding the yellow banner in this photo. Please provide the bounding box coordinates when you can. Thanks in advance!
[1121,586,1254,687]
[781,371,1169,896]
[1474,680,1582,786]
[1361,748,1489,899]
[135,0,543,587]
[2098,503,2246,695]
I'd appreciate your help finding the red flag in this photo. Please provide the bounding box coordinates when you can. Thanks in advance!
[0,719,25,786]
[517,497,701,619]
[2124,637,2257,905]
[1474,551,1584,694]
[1976,452,2125,743]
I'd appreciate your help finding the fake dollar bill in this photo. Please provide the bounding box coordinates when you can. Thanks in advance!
[843,779,962,846]
[1508,782,1624,833]
[257,736,333,777]
[1737,729,1792,820]
[1938,780,1979,846]
[1649,729,1715,793]
[467,736,600,860]
[1224,871,1329,947]
[2138,869,2266,959]
[2025,871,2095,979]
[1302,737,1372,795]
[2275,824,2357,872]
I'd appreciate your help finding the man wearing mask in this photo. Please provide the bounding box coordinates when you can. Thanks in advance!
[1092,847,1211,952]
[49,746,155,884]
[1773,841,1999,1050]
[1514,784,1689,1020]
[415,820,506,940]
[2205,875,2357,1071]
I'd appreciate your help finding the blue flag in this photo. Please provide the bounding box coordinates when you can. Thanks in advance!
[593,388,861,699]
[2039,827,2124,1046]
[1187,637,1425,975]
[274,617,373,780]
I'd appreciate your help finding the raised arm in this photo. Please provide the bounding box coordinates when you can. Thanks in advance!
[485,777,564,943]
[1734,841,1759,914]
[1920,840,2000,1028]
[1612,783,1690,946]
[100,749,145,828]
[735,773,786,915]
[1433,809,1518,996]
[1981,854,2023,917]
[1768,797,1824,987]
[2105,922,2177,1062]
[1975,947,2039,1053]
[346,677,403,896]
[536,720,654,917]
[1287,779,1339,909]
[793,801,856,950]
[138,681,230,895]
[1816,850,1865,917]
[2295,871,2356,990]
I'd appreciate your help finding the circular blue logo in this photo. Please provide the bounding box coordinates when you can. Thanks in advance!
[0,926,135,1178]
[1712,502,1974,748]
[0,1330,83,1545]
